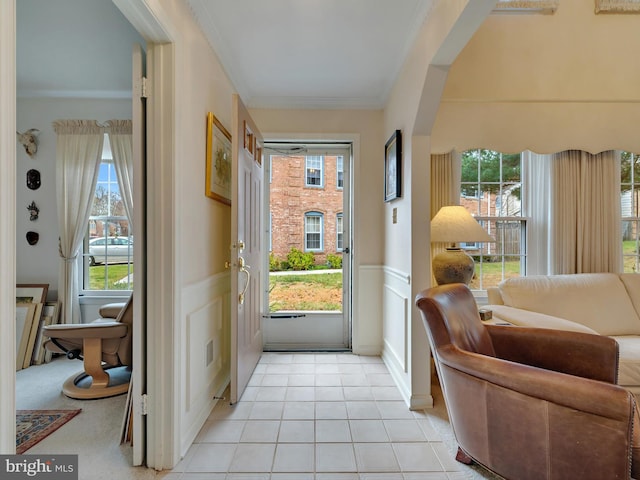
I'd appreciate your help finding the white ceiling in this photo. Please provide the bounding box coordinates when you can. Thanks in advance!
[187,0,435,109]
[16,0,436,109]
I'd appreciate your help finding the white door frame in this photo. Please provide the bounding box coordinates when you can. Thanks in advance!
[113,0,177,469]
[0,0,17,454]
[261,133,359,351]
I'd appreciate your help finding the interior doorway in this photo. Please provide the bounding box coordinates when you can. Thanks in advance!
[262,142,352,351]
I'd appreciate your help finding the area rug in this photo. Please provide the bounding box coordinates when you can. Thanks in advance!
[16,409,82,454]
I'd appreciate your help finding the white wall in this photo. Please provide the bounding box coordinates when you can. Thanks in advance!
[16,97,132,303]
[381,0,496,409]
[146,0,239,464]
[432,0,640,154]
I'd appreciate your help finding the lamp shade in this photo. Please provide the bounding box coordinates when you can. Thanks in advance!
[431,206,493,244]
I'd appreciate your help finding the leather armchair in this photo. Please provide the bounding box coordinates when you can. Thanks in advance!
[42,294,132,400]
[415,283,640,480]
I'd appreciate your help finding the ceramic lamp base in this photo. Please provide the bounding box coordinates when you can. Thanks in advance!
[432,248,475,285]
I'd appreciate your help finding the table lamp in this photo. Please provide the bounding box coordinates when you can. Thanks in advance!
[431,205,493,285]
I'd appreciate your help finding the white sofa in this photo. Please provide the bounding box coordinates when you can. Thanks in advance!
[486,273,640,395]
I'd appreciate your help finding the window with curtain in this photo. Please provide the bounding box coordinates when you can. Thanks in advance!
[336,156,344,189]
[82,134,133,292]
[622,152,640,273]
[304,212,323,251]
[460,149,527,290]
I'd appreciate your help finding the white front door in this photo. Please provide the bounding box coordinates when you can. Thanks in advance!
[230,94,264,404]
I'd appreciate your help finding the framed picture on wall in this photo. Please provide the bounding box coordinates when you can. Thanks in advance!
[205,112,232,205]
[384,130,402,202]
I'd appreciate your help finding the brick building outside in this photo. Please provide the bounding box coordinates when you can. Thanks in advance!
[269,154,344,267]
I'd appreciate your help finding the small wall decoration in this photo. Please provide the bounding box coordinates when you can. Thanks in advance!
[26,169,41,190]
[16,129,40,158]
[26,231,39,245]
[27,201,39,221]
[384,130,402,202]
[205,112,232,205]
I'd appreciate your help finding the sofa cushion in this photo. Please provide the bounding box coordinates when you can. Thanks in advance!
[611,336,640,387]
[620,274,640,320]
[498,273,640,336]
[489,305,599,334]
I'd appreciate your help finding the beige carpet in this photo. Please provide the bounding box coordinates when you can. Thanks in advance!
[15,357,155,480]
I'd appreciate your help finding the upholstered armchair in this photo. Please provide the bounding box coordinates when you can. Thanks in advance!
[416,283,640,480]
[42,294,132,400]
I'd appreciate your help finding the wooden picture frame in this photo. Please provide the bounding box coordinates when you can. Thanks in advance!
[384,130,402,202]
[205,112,232,205]
[16,302,37,370]
[32,301,59,365]
[16,283,48,304]
[22,302,43,369]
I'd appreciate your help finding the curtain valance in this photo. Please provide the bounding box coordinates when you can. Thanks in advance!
[52,119,131,135]
[104,119,132,134]
[596,0,640,13]
[494,0,558,12]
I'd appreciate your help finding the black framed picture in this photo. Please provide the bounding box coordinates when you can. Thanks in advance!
[384,129,402,202]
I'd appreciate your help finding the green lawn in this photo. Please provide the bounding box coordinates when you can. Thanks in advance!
[89,264,133,290]
[470,241,640,288]
[470,258,521,289]
[623,240,640,272]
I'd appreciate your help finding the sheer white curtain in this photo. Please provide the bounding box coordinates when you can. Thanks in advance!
[524,151,553,275]
[430,151,461,273]
[105,120,133,226]
[550,150,622,274]
[53,120,104,324]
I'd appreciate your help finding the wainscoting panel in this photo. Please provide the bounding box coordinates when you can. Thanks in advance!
[353,266,384,355]
[180,271,231,455]
[383,284,408,372]
[381,266,412,404]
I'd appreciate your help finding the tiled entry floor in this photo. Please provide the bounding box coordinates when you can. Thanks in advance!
[161,352,495,479]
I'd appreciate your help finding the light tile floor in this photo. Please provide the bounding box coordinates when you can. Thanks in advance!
[160,353,496,480]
